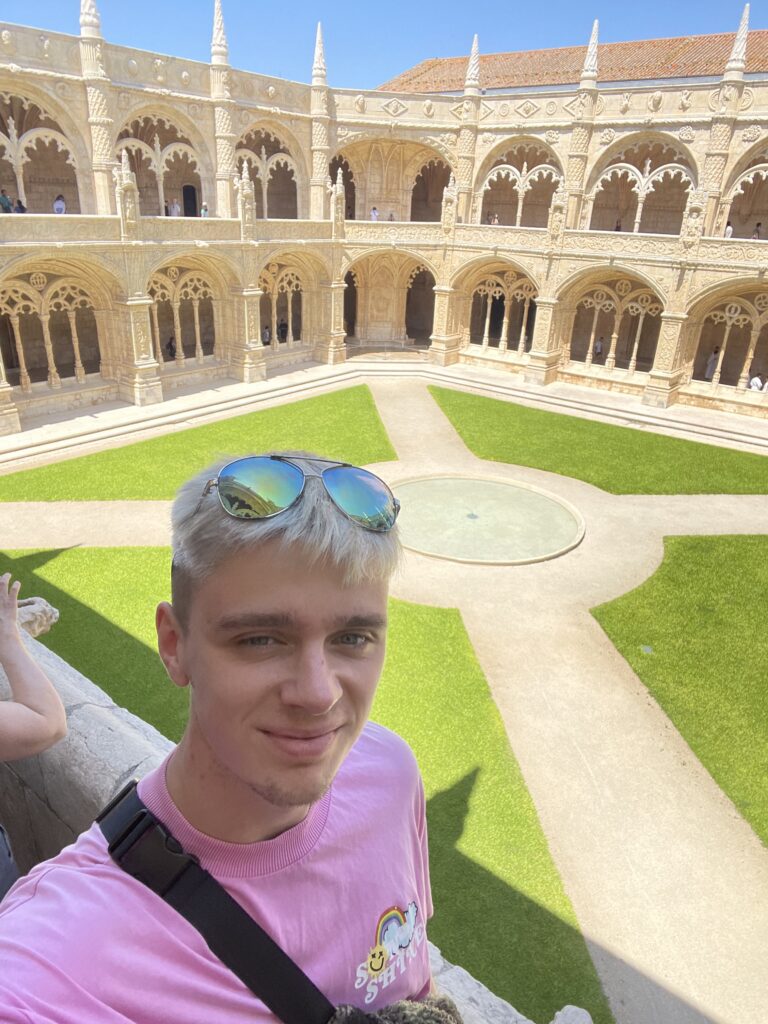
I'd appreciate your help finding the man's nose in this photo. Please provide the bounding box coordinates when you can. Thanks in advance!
[283,644,342,714]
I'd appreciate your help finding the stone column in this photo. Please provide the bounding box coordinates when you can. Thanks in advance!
[628,313,647,374]
[481,294,492,349]
[39,315,61,389]
[0,352,21,434]
[93,308,116,380]
[149,303,163,370]
[313,280,347,365]
[584,306,600,368]
[738,325,761,389]
[66,311,86,383]
[643,312,687,408]
[211,298,223,360]
[229,288,266,382]
[518,297,532,353]
[270,293,278,349]
[605,311,621,370]
[287,293,295,345]
[523,297,560,385]
[428,285,461,366]
[116,297,163,406]
[192,300,204,363]
[499,298,511,353]
[711,325,733,386]
[9,315,31,392]
[172,301,185,366]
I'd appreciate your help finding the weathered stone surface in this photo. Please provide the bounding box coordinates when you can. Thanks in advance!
[17,597,59,638]
[549,1009,595,1024]
[430,943,535,1024]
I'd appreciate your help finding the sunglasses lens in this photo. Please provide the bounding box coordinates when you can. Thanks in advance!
[217,457,304,519]
[323,466,399,532]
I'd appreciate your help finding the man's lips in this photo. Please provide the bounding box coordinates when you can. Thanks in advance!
[260,727,341,759]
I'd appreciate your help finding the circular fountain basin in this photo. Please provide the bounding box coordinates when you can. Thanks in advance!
[395,475,584,565]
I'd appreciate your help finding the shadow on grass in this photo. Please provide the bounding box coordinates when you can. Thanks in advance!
[2,548,186,742]
[427,771,715,1024]
[3,550,714,1024]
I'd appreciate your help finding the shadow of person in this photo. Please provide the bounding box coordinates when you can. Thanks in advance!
[427,771,712,1024]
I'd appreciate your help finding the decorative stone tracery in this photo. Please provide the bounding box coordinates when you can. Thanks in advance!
[0,93,82,212]
[688,289,768,389]
[148,266,217,367]
[585,138,696,235]
[116,113,205,216]
[0,274,101,389]
[566,278,663,372]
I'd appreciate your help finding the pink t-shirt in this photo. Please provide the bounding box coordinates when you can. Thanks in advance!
[0,722,433,1022]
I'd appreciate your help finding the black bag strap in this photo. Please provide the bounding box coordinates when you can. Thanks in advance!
[97,780,336,1024]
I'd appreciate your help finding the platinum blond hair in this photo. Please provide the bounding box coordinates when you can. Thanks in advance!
[170,451,401,621]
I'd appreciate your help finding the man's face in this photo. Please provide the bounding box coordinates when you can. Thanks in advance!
[157,540,389,813]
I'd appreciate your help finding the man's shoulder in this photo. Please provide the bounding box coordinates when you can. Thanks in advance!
[341,721,421,792]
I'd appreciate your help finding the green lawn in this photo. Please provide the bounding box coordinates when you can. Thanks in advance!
[593,536,768,847]
[429,386,768,494]
[0,386,395,502]
[2,546,613,1024]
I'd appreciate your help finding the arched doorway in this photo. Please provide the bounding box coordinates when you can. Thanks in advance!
[182,184,198,217]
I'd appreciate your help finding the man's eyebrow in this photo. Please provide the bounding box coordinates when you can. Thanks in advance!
[333,615,388,630]
[212,612,388,631]
[214,612,295,631]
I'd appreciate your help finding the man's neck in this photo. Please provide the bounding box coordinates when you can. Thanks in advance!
[165,740,310,844]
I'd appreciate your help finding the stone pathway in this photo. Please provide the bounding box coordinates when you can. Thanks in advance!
[1,372,767,1024]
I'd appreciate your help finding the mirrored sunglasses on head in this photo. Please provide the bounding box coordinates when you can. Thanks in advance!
[198,455,400,533]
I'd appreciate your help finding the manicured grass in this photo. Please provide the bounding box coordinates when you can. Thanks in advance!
[2,546,613,1024]
[593,536,768,846]
[0,386,395,501]
[429,385,768,494]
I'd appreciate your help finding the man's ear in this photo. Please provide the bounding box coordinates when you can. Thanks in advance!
[156,602,190,689]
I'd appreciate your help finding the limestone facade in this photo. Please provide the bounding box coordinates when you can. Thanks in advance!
[1,3,768,435]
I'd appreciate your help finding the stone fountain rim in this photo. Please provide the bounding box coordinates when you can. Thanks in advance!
[389,470,587,566]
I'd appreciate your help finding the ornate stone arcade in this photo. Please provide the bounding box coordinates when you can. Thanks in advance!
[0,1,767,435]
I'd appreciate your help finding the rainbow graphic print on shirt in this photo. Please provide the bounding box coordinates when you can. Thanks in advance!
[354,901,425,1005]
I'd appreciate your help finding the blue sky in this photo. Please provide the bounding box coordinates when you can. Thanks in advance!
[2,1,759,88]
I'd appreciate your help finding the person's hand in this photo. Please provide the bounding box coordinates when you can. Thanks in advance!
[0,573,22,651]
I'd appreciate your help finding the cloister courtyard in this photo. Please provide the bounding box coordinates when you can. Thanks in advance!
[2,2,768,1022]
[1,358,767,1024]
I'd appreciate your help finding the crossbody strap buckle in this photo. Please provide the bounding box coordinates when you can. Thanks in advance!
[97,779,199,897]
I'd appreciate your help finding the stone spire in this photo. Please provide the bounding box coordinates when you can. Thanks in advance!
[80,0,101,38]
[312,22,327,85]
[464,34,480,94]
[725,4,750,79]
[580,20,599,86]
[211,0,229,66]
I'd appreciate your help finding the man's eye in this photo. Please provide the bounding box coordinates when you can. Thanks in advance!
[336,633,370,647]
[239,635,275,647]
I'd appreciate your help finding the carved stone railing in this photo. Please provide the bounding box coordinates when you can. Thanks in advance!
[560,229,680,259]
[344,221,445,245]
[138,216,242,242]
[253,219,333,242]
[455,224,548,249]
[0,612,593,1024]
[0,215,122,243]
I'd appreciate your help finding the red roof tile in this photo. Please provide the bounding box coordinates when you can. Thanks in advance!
[378,30,768,92]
